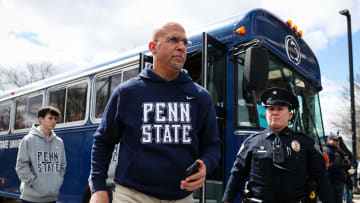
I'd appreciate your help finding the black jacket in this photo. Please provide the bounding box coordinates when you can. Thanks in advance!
[222,127,333,203]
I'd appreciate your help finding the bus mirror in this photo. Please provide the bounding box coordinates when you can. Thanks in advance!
[244,47,269,90]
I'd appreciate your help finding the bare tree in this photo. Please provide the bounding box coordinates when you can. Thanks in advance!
[0,62,56,91]
[331,75,360,158]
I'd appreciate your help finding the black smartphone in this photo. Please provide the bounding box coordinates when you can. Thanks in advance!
[185,161,200,178]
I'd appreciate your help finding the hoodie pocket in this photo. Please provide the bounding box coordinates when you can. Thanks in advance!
[31,175,61,197]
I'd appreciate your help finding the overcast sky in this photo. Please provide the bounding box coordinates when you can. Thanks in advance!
[1,0,360,141]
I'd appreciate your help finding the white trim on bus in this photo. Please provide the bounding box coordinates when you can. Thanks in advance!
[0,55,140,102]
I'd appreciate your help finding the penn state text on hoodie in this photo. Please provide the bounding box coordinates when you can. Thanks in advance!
[91,64,221,200]
[16,124,66,202]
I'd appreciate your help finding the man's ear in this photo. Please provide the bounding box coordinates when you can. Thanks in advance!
[149,41,157,54]
[288,111,293,120]
[38,117,43,124]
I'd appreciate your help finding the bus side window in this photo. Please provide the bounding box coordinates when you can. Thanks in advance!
[95,72,122,119]
[14,97,27,130]
[27,95,43,127]
[66,82,88,122]
[49,88,66,124]
[0,102,11,132]
[14,94,43,130]
[123,68,139,82]
[93,66,138,120]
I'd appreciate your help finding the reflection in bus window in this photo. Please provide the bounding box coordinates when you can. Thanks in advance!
[236,54,258,127]
[236,53,296,128]
[294,86,324,139]
[49,89,66,123]
[207,45,225,108]
[14,94,43,130]
[236,51,324,139]
[26,95,43,127]
[123,68,139,82]
[15,98,27,130]
[95,72,122,118]
[49,81,88,123]
[66,83,88,122]
[0,102,11,132]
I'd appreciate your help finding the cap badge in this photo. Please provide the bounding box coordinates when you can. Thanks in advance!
[291,140,300,152]
[272,90,277,95]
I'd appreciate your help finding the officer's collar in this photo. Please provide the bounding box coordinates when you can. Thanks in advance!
[265,127,290,139]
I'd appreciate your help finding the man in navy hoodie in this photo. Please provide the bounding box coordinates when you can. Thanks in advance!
[90,22,221,203]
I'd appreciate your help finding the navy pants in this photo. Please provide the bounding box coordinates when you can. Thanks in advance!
[330,182,344,203]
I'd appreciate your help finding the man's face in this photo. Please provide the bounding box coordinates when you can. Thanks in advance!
[265,105,292,132]
[328,138,340,148]
[152,25,187,71]
[39,113,57,131]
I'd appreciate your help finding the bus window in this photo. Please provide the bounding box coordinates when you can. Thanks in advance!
[295,85,325,139]
[0,102,11,133]
[313,94,324,138]
[236,53,258,127]
[66,82,88,122]
[123,67,139,82]
[207,47,225,108]
[14,97,27,130]
[26,95,43,127]
[236,49,325,142]
[49,88,66,123]
[95,72,122,119]
[49,80,88,124]
[14,94,44,130]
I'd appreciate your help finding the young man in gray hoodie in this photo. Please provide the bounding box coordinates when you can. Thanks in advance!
[16,106,67,203]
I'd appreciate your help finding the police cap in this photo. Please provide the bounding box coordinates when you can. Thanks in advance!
[261,87,299,110]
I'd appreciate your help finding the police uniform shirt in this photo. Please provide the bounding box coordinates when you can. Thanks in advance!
[222,127,333,202]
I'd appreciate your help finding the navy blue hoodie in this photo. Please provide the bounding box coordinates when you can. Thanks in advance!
[91,64,221,200]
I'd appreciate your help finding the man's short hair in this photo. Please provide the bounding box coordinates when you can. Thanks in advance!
[38,106,61,118]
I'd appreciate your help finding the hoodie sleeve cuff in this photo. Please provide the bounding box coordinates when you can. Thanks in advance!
[91,177,108,193]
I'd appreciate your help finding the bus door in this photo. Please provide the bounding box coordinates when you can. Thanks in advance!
[139,53,153,72]
[200,32,227,203]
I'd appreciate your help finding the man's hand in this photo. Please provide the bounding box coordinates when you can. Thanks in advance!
[90,190,109,203]
[180,160,206,191]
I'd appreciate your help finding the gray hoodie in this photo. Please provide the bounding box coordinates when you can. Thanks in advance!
[15,124,66,202]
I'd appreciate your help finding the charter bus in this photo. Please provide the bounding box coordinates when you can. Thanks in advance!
[0,9,325,203]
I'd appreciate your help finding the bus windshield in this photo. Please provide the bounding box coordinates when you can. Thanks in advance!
[236,51,325,139]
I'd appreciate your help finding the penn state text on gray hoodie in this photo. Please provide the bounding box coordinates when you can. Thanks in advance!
[16,124,66,202]
[91,64,221,200]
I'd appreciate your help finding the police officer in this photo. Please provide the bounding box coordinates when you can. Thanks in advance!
[222,87,333,203]
[326,132,349,203]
